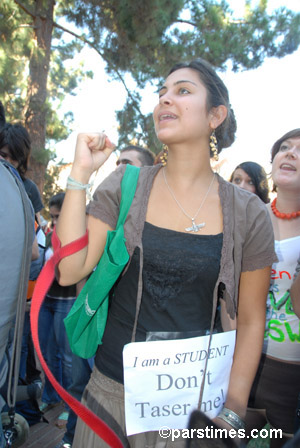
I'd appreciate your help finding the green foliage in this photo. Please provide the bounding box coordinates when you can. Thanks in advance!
[30,146,54,166]
[61,0,300,152]
[116,97,161,153]
[0,0,299,164]
[0,0,91,156]
[0,1,31,120]
[43,163,64,218]
[116,95,161,153]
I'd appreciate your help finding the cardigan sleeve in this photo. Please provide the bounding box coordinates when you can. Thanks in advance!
[86,165,126,228]
[241,195,278,272]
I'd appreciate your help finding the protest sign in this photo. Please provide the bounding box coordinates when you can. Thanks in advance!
[123,330,236,435]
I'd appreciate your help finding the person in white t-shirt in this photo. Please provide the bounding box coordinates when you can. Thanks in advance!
[246,129,300,447]
[291,259,300,319]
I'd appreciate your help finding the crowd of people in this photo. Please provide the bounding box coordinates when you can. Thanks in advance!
[0,57,299,448]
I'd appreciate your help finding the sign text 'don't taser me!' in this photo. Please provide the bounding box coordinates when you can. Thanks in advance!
[123,330,236,435]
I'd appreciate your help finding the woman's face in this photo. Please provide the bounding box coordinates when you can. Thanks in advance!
[153,68,211,146]
[231,168,256,195]
[0,145,18,169]
[272,137,300,191]
[49,206,60,228]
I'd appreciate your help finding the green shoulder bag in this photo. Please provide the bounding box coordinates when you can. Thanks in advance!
[64,164,140,358]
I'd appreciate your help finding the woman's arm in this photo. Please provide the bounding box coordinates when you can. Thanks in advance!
[56,132,115,285]
[216,266,270,421]
[31,235,39,260]
[290,273,300,318]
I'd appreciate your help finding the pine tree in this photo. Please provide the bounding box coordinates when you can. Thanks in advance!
[0,0,299,187]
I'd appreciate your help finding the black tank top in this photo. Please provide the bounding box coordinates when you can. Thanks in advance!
[95,222,223,383]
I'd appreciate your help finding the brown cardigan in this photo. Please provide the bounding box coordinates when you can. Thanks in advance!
[87,164,277,324]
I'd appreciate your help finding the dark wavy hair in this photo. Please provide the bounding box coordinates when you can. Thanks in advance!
[271,129,300,162]
[0,123,31,179]
[49,192,65,211]
[229,161,270,204]
[168,58,237,156]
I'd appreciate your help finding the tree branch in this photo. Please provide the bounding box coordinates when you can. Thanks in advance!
[53,21,143,115]
[175,17,245,27]
[14,0,149,139]
[175,19,197,27]
[14,0,35,19]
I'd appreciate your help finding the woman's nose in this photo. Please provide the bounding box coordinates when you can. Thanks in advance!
[286,146,298,159]
[159,93,172,105]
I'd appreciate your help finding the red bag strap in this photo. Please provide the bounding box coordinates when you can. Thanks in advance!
[30,228,124,448]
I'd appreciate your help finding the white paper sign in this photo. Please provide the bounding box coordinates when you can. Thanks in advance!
[123,330,236,436]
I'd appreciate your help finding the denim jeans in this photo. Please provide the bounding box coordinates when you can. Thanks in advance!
[20,309,41,383]
[63,355,94,444]
[38,296,75,406]
[19,310,30,381]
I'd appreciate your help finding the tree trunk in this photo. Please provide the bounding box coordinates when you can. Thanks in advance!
[25,0,55,195]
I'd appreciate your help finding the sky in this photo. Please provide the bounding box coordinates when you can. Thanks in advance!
[55,0,300,182]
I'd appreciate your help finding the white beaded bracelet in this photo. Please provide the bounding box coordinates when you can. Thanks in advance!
[66,176,93,200]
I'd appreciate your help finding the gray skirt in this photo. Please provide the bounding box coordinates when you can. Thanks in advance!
[73,366,186,448]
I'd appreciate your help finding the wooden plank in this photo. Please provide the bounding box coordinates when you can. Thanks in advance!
[22,402,67,447]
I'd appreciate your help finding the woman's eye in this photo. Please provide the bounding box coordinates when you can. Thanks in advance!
[233,177,241,184]
[158,88,166,99]
[249,180,254,185]
[280,144,289,151]
[179,87,190,94]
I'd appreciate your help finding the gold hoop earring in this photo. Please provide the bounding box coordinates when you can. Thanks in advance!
[161,145,168,166]
[210,130,219,161]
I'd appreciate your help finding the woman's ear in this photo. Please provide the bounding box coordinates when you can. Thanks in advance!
[209,105,227,129]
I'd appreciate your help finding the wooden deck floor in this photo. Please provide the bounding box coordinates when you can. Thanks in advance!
[22,401,66,448]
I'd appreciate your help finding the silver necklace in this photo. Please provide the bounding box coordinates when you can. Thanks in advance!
[163,168,215,232]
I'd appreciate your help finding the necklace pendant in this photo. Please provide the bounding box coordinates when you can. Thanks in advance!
[185,219,205,233]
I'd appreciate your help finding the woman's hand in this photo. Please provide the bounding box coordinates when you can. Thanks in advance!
[72,132,116,182]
